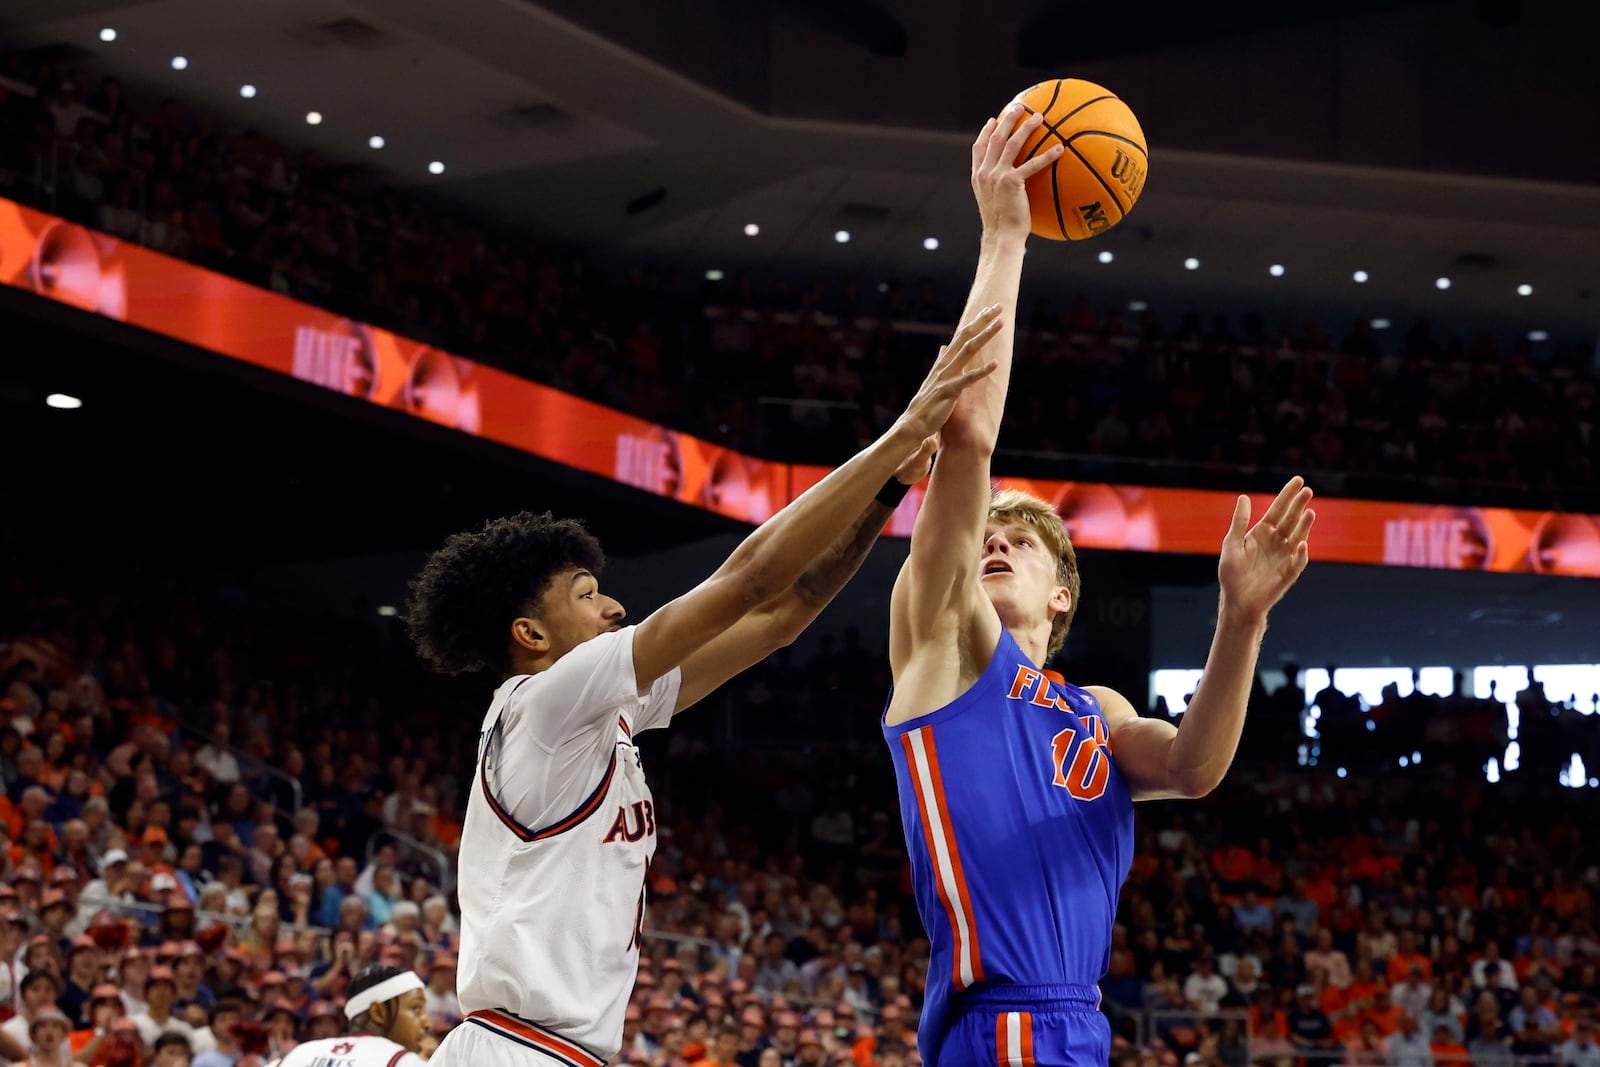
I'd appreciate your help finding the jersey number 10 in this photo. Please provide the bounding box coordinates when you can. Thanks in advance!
[1049,715,1110,801]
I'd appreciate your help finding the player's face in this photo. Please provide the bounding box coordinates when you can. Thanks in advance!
[527,566,627,661]
[383,989,431,1052]
[978,522,1068,629]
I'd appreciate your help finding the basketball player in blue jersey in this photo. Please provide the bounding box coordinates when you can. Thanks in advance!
[883,103,1317,1067]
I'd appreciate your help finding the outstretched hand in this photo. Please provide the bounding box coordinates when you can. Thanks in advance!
[1218,476,1316,624]
[894,434,939,486]
[895,305,1004,441]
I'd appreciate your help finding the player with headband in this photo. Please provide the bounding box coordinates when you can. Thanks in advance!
[267,965,429,1067]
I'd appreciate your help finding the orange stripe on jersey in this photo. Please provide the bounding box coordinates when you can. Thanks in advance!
[617,715,631,740]
[996,1012,1009,1067]
[1018,1012,1035,1067]
[918,729,984,985]
[466,1010,605,1067]
[901,728,984,990]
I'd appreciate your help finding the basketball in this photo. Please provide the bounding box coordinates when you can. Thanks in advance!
[1005,79,1148,241]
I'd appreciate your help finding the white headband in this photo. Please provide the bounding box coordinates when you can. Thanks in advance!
[344,972,424,1020]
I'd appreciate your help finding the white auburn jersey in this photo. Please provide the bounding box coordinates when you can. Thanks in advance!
[268,1035,424,1067]
[454,626,679,1062]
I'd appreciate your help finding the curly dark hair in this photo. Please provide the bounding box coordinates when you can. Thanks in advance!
[406,511,604,676]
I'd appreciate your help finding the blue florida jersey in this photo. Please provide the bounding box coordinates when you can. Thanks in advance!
[884,629,1134,1066]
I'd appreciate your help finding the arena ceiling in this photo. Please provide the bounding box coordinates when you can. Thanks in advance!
[3,0,1598,340]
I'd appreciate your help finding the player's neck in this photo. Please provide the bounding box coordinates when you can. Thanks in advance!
[1006,623,1051,669]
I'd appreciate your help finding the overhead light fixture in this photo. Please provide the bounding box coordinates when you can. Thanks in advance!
[1528,330,1549,342]
[743,223,760,237]
[239,84,257,99]
[1435,277,1452,290]
[1370,318,1391,330]
[376,605,398,617]
[705,269,725,281]
[368,135,385,150]
[1352,270,1369,283]
[1268,264,1285,277]
[46,393,82,410]
[305,111,323,126]
[833,230,850,244]
[1183,257,1200,271]
[428,161,445,175]
[99,28,117,42]
[1128,300,1148,312]
[1097,250,1114,264]
[923,237,940,251]
[1517,283,1533,296]
[170,56,189,70]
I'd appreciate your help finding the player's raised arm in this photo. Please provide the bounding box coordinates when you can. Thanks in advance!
[1094,477,1316,799]
[889,106,1060,672]
[630,309,1004,692]
[945,103,1060,450]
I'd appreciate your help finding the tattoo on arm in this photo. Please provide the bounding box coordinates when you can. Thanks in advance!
[793,501,895,608]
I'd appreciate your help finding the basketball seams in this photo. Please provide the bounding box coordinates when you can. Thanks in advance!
[1064,129,1148,158]
[1049,159,1068,241]
[1065,141,1129,217]
[1019,79,1066,163]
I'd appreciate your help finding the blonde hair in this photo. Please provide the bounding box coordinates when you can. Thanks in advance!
[988,488,1081,660]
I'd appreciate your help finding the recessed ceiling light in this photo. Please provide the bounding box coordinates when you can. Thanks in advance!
[1097,250,1114,264]
[428,161,445,175]
[1371,318,1391,330]
[1128,300,1148,312]
[834,230,850,244]
[170,56,188,70]
[376,605,398,617]
[923,237,940,251]
[1352,270,1369,283]
[1528,330,1549,342]
[99,28,117,42]
[368,135,385,150]
[1183,257,1200,271]
[1268,264,1285,277]
[46,393,82,410]
[743,223,760,237]
[305,111,323,126]
[1517,283,1533,296]
[239,84,257,99]
[1435,277,1451,290]
[705,269,725,281]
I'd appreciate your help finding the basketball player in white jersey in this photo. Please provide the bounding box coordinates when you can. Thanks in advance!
[267,965,428,1067]
[406,310,1007,1067]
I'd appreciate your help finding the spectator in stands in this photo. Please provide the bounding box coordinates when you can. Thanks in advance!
[131,966,195,1049]
[1558,1018,1600,1067]
[1305,927,1352,988]
[1386,1012,1433,1067]
[1184,954,1228,1016]
[1287,984,1337,1056]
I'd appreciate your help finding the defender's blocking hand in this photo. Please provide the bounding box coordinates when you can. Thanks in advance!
[894,305,1004,441]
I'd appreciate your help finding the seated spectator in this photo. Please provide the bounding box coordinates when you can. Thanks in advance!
[1287,985,1337,1054]
[1557,1018,1600,1067]
[1304,927,1352,988]
[1386,1013,1434,1067]
[1184,954,1228,1016]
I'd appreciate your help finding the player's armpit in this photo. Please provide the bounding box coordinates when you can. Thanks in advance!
[1087,685,1199,801]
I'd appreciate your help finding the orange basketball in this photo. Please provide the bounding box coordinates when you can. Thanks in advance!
[1004,79,1148,241]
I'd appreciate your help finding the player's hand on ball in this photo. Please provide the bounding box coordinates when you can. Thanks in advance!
[1218,476,1315,625]
[972,102,1063,238]
[896,306,1004,440]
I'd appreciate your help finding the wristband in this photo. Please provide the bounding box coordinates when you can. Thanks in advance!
[876,478,910,509]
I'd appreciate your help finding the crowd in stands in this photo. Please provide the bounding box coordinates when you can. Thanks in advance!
[1,56,1595,507]
[5,555,1600,1066]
